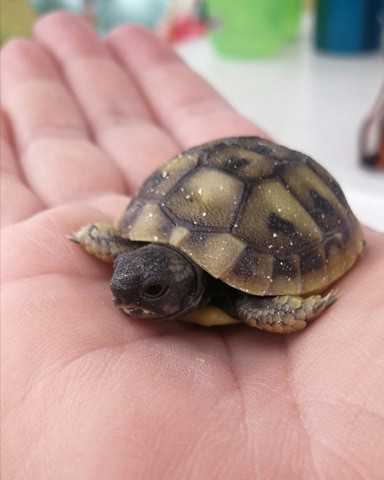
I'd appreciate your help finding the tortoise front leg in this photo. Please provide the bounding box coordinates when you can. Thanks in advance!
[234,291,336,333]
[69,223,139,262]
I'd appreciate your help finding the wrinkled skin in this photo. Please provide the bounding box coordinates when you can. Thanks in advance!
[1,12,384,480]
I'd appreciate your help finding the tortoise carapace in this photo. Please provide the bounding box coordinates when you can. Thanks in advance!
[71,137,364,333]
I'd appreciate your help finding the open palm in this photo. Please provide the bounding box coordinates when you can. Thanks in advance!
[2,12,384,480]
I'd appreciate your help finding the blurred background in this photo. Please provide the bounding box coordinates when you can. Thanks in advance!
[1,0,383,230]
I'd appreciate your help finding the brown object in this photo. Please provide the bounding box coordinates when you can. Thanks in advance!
[360,83,384,170]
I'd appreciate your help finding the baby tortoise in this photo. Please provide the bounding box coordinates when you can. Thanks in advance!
[71,137,364,333]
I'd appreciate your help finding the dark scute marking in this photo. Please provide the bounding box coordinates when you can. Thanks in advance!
[328,180,349,209]
[305,157,350,209]
[223,156,250,172]
[268,213,297,236]
[139,170,164,198]
[272,160,300,179]
[288,150,308,163]
[197,137,299,175]
[198,142,253,170]
[204,137,273,157]
[231,247,260,279]
[273,256,297,278]
[187,231,210,244]
[196,141,231,164]
[158,214,176,238]
[300,248,324,274]
[264,211,312,257]
[197,149,210,165]
[119,199,145,230]
[310,190,337,215]
[251,144,272,156]
[223,137,252,147]
[309,190,349,239]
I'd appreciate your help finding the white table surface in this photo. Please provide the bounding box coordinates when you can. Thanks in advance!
[177,20,384,232]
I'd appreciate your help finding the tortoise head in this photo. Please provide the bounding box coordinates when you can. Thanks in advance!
[111,244,205,320]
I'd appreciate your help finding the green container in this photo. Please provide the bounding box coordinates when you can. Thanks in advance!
[206,0,287,58]
[284,0,303,40]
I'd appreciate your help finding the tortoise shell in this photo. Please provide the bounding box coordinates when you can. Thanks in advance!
[119,137,364,296]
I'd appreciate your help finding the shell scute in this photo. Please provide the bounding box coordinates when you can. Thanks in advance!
[164,167,243,229]
[173,231,247,279]
[139,152,199,200]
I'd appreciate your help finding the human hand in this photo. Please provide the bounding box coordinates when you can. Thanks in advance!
[2,12,384,480]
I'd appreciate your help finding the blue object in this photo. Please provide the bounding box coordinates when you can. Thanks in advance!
[315,0,383,53]
[30,0,168,34]
[94,0,168,34]
[30,0,84,14]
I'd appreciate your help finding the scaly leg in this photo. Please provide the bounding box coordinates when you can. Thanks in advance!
[234,291,337,333]
[69,223,139,262]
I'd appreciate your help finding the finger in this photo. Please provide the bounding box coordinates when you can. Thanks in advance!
[107,26,267,148]
[34,12,179,191]
[1,190,135,284]
[0,38,125,206]
[0,110,43,226]
[0,108,19,175]
[1,204,112,284]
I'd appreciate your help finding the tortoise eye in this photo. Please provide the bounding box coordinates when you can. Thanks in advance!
[143,283,168,299]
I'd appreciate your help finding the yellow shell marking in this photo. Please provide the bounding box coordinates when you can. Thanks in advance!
[128,204,172,243]
[145,153,199,199]
[169,226,190,247]
[183,306,240,326]
[176,232,246,279]
[165,168,243,228]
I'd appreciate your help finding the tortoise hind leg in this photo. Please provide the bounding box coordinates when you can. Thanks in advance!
[234,291,336,333]
[69,223,139,262]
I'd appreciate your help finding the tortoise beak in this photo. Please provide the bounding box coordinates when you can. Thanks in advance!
[112,296,122,306]
[120,305,158,318]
